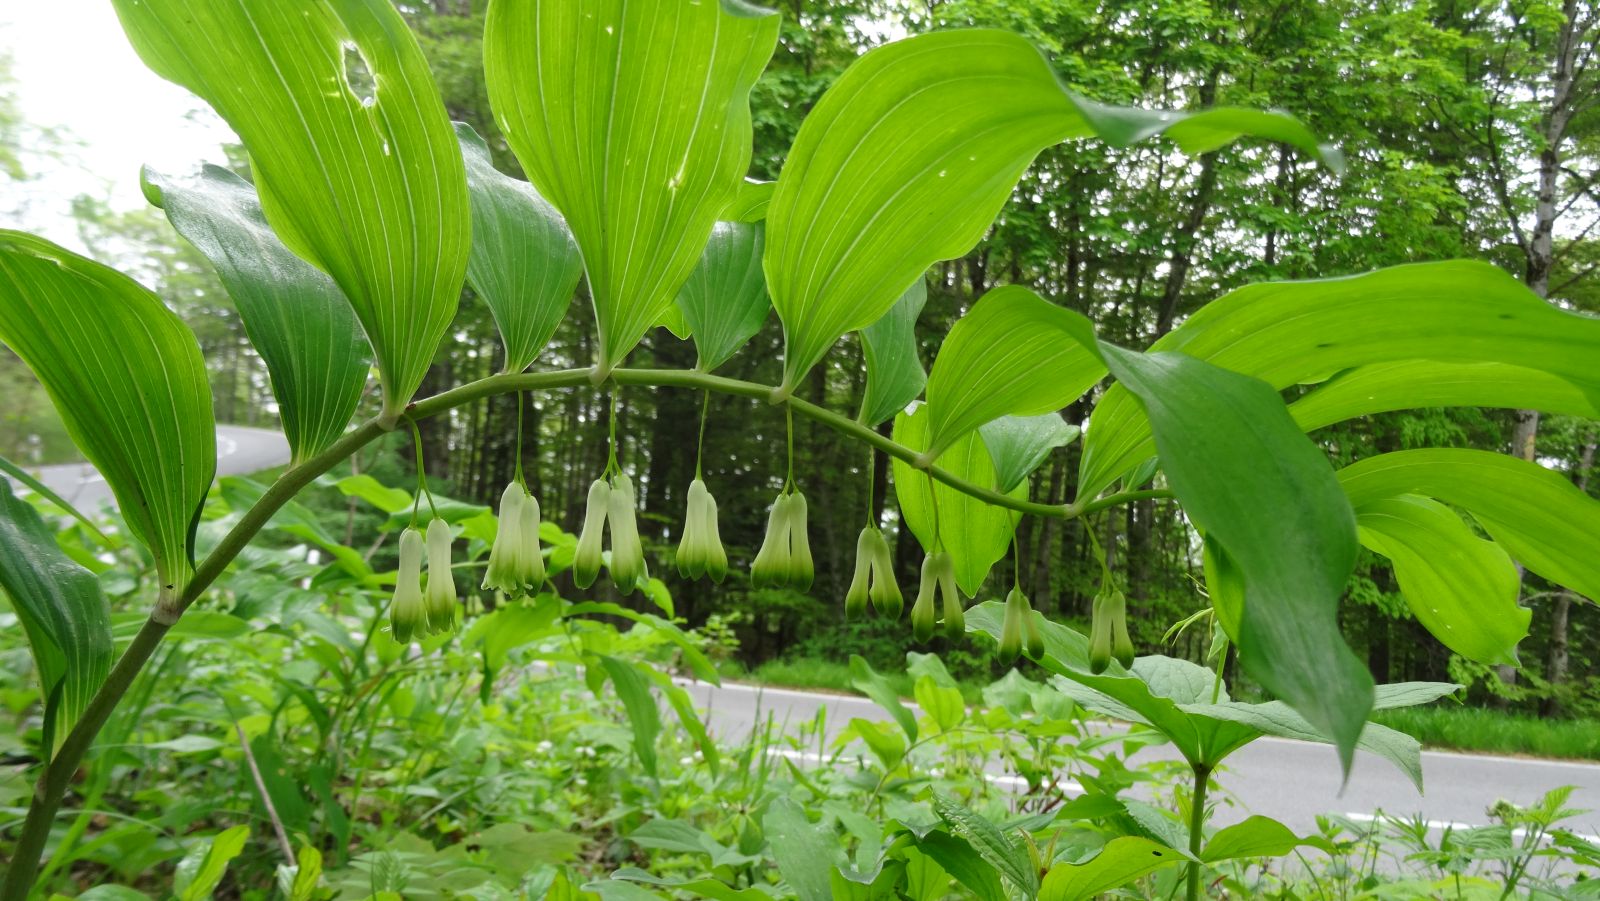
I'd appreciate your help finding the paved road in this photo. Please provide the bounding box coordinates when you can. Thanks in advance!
[680,679,1600,838]
[25,424,291,513]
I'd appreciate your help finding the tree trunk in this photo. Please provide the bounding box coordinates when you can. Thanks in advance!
[1543,431,1596,715]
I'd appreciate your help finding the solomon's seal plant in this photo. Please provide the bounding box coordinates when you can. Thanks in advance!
[844,525,901,619]
[0,0,1597,896]
[677,478,729,582]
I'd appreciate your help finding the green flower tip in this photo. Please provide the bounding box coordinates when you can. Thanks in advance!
[677,478,729,582]
[845,525,901,620]
[1089,588,1133,673]
[752,489,813,592]
[574,472,648,594]
[910,551,960,643]
[390,526,427,644]
[424,517,457,635]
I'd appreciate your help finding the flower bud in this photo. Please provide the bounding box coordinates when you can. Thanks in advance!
[940,562,964,642]
[573,478,610,589]
[844,527,874,619]
[607,473,645,593]
[1108,588,1135,668]
[424,518,457,635]
[751,493,793,590]
[786,491,814,592]
[1088,588,1117,674]
[998,587,1026,662]
[482,482,526,595]
[519,487,546,590]
[911,552,938,642]
[678,479,728,583]
[390,526,427,643]
[1022,598,1045,660]
[865,528,902,619]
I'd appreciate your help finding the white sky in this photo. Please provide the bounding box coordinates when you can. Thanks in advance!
[1,0,237,252]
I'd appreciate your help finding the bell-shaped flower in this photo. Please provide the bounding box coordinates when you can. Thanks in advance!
[751,490,814,591]
[572,478,611,589]
[1089,588,1133,673]
[998,587,1028,662]
[482,482,527,595]
[390,526,427,643]
[910,551,958,642]
[844,528,873,619]
[1022,593,1045,660]
[786,491,814,592]
[519,486,546,590]
[677,478,728,582]
[845,525,900,619]
[424,517,457,635]
[607,473,645,592]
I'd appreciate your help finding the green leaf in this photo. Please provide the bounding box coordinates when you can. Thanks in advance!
[725,179,774,222]
[284,845,323,901]
[764,28,1337,392]
[114,0,470,423]
[143,164,368,463]
[913,831,1007,901]
[914,677,965,733]
[858,279,928,427]
[598,656,660,778]
[457,122,583,374]
[485,0,780,375]
[611,870,769,901]
[0,453,110,546]
[675,220,770,371]
[1201,816,1326,863]
[0,231,215,601]
[763,797,838,901]
[1099,344,1369,768]
[174,825,250,901]
[1079,261,1600,499]
[1038,836,1183,901]
[0,477,113,755]
[1338,448,1600,603]
[1355,495,1529,666]
[334,474,413,515]
[1372,681,1461,709]
[640,666,723,777]
[1185,700,1427,792]
[931,796,1037,895]
[1290,361,1600,434]
[891,405,1024,595]
[1073,100,1343,170]
[565,601,720,684]
[979,414,1079,494]
[848,655,917,743]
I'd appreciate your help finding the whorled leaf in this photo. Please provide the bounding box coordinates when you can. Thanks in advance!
[485,0,780,376]
[979,413,1079,494]
[0,231,215,604]
[676,220,770,371]
[114,0,471,423]
[1356,494,1528,666]
[859,279,929,427]
[143,165,368,463]
[457,122,583,374]
[765,28,1340,394]
[0,476,113,755]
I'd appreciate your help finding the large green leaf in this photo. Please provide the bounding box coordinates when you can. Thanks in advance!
[1079,261,1600,499]
[0,477,113,754]
[143,165,368,463]
[849,655,917,743]
[457,122,583,374]
[913,832,1006,901]
[979,414,1079,494]
[1185,700,1428,792]
[858,279,928,426]
[1038,837,1184,901]
[1201,816,1327,863]
[598,656,661,778]
[485,0,780,375]
[1339,449,1600,603]
[114,0,470,424]
[891,406,1024,596]
[764,29,1339,393]
[1290,361,1600,434]
[0,232,215,603]
[931,796,1037,895]
[1356,495,1528,666]
[675,220,770,371]
[763,798,838,901]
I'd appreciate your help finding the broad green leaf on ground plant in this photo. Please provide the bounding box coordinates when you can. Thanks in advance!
[1037,836,1184,901]
[891,405,1024,595]
[1356,495,1529,666]
[1338,448,1600,603]
[913,831,1007,901]
[0,453,109,545]
[1201,816,1330,863]
[565,602,720,684]
[849,655,918,742]
[598,656,660,778]
[143,165,368,463]
[764,29,1339,393]
[0,231,215,602]
[1078,261,1600,499]
[980,414,1079,494]
[114,0,469,423]
[484,0,779,375]
[462,599,561,691]
[859,279,929,426]
[915,678,966,732]
[639,665,722,777]
[675,220,770,371]
[457,122,582,374]
[218,478,375,583]
[333,474,413,514]
[1182,700,1427,791]
[611,870,770,901]
[0,477,112,755]
[764,798,839,901]
[1288,361,1600,434]
[932,796,1038,895]
[174,825,250,901]
[282,845,323,901]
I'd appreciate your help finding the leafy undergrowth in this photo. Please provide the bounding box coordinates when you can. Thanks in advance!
[746,656,986,704]
[1374,705,1600,761]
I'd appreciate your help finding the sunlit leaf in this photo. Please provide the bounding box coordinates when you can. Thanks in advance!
[1201,816,1328,863]
[1079,261,1600,499]
[114,0,470,423]
[858,279,928,427]
[849,655,917,743]
[675,220,769,371]
[1338,448,1600,603]
[0,231,214,602]
[763,798,838,901]
[980,414,1079,494]
[1038,836,1183,901]
[1290,360,1600,434]
[766,28,1339,393]
[598,656,660,778]
[143,165,368,463]
[1356,495,1528,666]
[457,122,583,374]
[485,0,780,375]
[0,476,113,755]
[892,405,1024,596]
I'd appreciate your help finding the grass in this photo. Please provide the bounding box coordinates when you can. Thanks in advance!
[1373,705,1600,761]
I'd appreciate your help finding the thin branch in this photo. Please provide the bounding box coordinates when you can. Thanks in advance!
[235,721,294,864]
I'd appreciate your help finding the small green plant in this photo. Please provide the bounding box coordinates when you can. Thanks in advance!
[1,0,1598,896]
